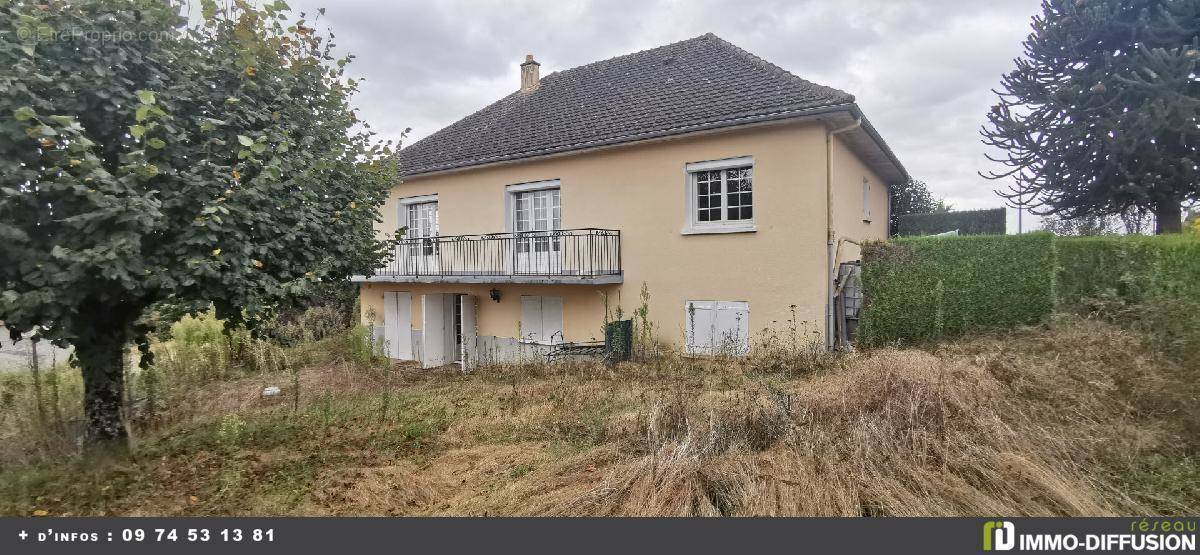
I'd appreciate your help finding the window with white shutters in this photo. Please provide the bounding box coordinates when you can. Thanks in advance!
[684,300,749,355]
[520,295,564,344]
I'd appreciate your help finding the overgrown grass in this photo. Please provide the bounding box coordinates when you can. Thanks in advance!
[0,311,390,466]
[0,308,1195,516]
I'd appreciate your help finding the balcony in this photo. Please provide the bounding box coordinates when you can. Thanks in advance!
[353,228,622,285]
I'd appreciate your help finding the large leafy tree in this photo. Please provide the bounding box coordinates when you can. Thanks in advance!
[888,178,944,235]
[0,0,398,447]
[982,0,1200,234]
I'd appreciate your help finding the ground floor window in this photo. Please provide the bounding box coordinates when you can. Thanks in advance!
[684,300,749,355]
[520,295,564,344]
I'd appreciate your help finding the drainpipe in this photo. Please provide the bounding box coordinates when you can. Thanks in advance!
[825,117,861,350]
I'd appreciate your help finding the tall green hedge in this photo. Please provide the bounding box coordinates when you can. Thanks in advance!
[1057,235,1200,305]
[860,233,1200,346]
[896,208,1006,236]
[858,233,1056,346]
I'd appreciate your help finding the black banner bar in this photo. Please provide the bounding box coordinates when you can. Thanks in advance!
[0,517,1196,555]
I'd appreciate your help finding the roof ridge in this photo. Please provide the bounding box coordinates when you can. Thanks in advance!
[702,33,855,103]
[539,33,713,82]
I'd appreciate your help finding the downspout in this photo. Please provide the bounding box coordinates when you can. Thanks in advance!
[825,117,861,350]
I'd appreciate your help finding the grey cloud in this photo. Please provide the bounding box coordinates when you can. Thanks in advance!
[288,0,1044,219]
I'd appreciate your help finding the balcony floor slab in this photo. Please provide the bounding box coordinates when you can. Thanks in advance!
[350,274,623,285]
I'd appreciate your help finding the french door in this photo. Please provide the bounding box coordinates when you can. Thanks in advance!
[405,201,439,274]
[513,188,561,274]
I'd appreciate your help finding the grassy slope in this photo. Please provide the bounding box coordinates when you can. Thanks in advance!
[0,317,1196,516]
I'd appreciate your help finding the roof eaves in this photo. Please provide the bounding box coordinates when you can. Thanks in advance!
[847,105,910,183]
[401,102,860,178]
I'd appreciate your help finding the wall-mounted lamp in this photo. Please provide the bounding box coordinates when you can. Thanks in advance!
[489,288,502,302]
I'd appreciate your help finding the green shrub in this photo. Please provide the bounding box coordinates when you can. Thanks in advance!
[1057,234,1200,305]
[169,309,226,348]
[277,305,347,345]
[896,208,1006,236]
[859,233,1056,346]
[328,325,388,371]
[861,233,1200,346]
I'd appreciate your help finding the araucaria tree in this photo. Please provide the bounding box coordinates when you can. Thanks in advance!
[982,0,1200,234]
[0,0,398,447]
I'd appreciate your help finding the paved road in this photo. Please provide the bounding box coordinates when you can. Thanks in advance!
[0,327,71,373]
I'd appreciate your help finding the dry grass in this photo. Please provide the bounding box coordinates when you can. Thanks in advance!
[0,315,1195,516]
[548,349,1104,516]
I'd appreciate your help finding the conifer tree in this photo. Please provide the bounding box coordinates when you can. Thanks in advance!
[983,0,1200,233]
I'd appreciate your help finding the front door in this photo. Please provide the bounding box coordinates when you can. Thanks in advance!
[382,291,413,360]
[513,188,561,274]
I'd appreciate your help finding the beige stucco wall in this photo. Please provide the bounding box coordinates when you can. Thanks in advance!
[831,134,890,263]
[360,282,615,342]
[362,120,891,348]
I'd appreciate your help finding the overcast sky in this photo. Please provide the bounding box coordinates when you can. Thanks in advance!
[286,0,1045,229]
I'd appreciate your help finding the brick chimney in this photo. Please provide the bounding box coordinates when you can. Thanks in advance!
[520,54,540,93]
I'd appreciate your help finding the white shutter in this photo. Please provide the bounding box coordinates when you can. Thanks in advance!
[459,295,477,371]
[519,295,563,344]
[862,178,872,221]
[542,296,563,344]
[421,293,449,368]
[715,301,749,355]
[520,296,542,343]
[383,292,414,360]
[686,300,748,355]
[383,292,399,358]
[684,301,717,355]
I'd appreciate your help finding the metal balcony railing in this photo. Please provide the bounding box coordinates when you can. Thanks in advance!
[370,228,621,281]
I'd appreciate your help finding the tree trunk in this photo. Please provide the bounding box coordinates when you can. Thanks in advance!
[30,338,45,429]
[1154,200,1183,234]
[75,334,129,448]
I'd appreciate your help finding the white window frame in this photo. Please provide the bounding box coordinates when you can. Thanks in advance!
[398,194,439,257]
[398,194,439,232]
[504,179,561,232]
[862,177,872,222]
[504,181,562,275]
[682,156,756,235]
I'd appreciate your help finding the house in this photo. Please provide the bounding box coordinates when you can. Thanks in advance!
[354,33,907,368]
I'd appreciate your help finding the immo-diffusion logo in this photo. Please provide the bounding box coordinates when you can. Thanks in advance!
[982,519,1197,552]
[983,521,1016,551]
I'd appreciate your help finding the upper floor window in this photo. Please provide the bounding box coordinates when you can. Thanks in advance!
[400,195,438,256]
[513,188,560,234]
[507,180,561,256]
[683,156,755,234]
